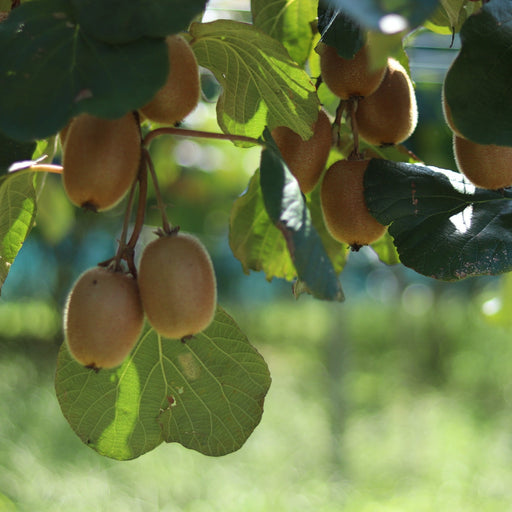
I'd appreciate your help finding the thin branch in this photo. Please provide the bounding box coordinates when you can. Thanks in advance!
[143,126,262,147]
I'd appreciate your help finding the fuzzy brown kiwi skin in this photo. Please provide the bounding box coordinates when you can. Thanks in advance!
[320,159,387,247]
[317,42,387,100]
[139,35,200,125]
[453,134,512,190]
[355,58,418,146]
[271,110,332,193]
[137,232,217,340]
[62,113,141,212]
[64,267,144,370]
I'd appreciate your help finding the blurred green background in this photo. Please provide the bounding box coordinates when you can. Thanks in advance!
[3,4,512,511]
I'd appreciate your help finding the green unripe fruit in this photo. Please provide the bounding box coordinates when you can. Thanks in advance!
[138,233,217,339]
[453,134,512,190]
[64,267,144,370]
[62,113,141,211]
[271,110,332,193]
[318,43,387,100]
[355,58,418,146]
[320,159,386,247]
[139,35,200,125]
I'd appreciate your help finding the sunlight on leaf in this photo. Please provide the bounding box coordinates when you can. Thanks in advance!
[55,307,271,460]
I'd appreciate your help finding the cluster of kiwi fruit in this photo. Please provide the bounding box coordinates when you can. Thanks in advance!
[272,38,418,249]
[443,83,512,190]
[61,35,217,370]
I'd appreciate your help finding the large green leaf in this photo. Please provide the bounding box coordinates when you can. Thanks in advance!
[444,2,512,146]
[0,171,39,293]
[364,159,512,281]
[0,0,168,141]
[229,170,297,281]
[252,0,317,66]
[55,307,271,460]
[190,20,319,143]
[324,0,439,31]
[260,134,344,301]
[71,0,207,44]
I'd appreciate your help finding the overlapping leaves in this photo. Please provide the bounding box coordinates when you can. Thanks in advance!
[190,20,319,143]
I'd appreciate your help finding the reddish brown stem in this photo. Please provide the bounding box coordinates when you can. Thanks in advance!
[143,126,261,147]
[143,148,172,234]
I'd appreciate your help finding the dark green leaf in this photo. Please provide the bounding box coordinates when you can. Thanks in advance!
[190,20,319,143]
[0,131,36,171]
[365,159,512,281]
[260,132,344,301]
[0,0,168,141]
[317,0,364,58]
[252,0,317,66]
[323,0,438,32]
[444,2,512,145]
[71,0,207,43]
[55,307,271,460]
[0,171,39,293]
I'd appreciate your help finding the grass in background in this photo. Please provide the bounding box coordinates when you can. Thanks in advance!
[1,293,512,511]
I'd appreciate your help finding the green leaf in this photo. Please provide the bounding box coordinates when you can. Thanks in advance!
[308,187,347,274]
[0,171,39,293]
[190,19,319,142]
[370,232,400,266]
[425,0,477,35]
[364,159,512,281]
[71,0,207,44]
[55,307,271,460]
[324,0,439,32]
[0,0,168,141]
[317,1,364,58]
[260,134,344,301]
[229,170,297,281]
[252,0,317,66]
[444,2,512,145]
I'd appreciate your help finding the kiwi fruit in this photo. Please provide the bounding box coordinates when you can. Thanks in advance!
[453,134,512,190]
[139,35,200,125]
[320,159,386,246]
[138,232,217,339]
[62,112,141,211]
[271,109,332,193]
[317,42,387,100]
[355,58,418,146]
[64,267,144,370]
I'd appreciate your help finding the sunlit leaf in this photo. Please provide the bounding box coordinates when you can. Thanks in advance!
[190,19,319,143]
[229,170,297,281]
[252,0,317,66]
[0,171,39,293]
[55,307,271,460]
